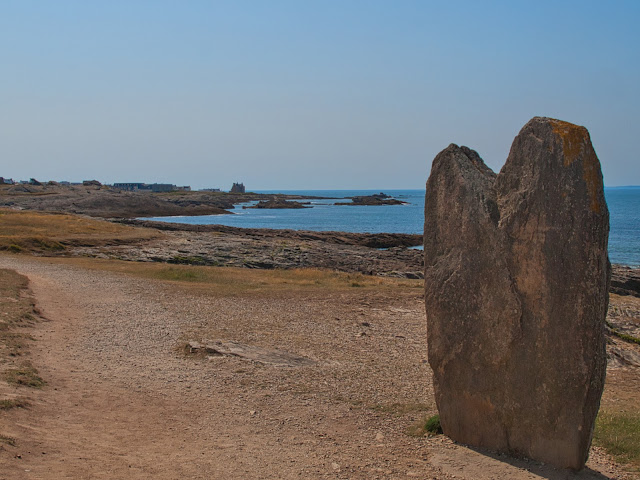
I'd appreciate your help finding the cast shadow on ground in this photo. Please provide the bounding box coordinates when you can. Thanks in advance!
[467,446,615,480]
[428,442,617,480]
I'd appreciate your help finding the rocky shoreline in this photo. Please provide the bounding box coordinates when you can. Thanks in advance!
[72,219,426,278]
[118,219,423,249]
[2,184,638,292]
[73,219,639,291]
[0,183,328,218]
[334,193,407,206]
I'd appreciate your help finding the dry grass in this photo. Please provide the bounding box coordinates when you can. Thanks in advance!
[0,208,159,252]
[0,434,16,446]
[3,365,46,388]
[0,267,44,451]
[0,269,35,358]
[372,402,431,416]
[407,414,443,437]
[0,398,29,410]
[26,256,423,296]
[594,410,640,471]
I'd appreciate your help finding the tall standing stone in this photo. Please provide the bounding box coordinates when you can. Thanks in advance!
[424,117,610,470]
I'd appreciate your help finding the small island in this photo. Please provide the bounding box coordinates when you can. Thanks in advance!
[243,198,310,209]
[335,193,407,206]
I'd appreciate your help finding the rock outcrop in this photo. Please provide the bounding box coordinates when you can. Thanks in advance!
[611,265,640,297]
[424,117,610,470]
[243,199,309,209]
[335,194,406,206]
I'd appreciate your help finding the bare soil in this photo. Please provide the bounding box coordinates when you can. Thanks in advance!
[0,254,638,479]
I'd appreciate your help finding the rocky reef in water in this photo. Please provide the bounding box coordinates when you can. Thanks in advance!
[335,193,406,206]
[243,199,310,209]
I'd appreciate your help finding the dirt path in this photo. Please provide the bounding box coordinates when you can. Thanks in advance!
[0,255,635,479]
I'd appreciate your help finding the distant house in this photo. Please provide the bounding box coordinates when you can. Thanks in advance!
[113,182,190,192]
[230,182,246,193]
[150,183,174,193]
[0,177,14,185]
[113,183,146,191]
[29,178,42,186]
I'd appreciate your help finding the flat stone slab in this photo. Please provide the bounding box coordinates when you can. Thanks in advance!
[186,340,316,367]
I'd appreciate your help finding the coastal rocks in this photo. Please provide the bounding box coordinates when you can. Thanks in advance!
[424,117,610,470]
[611,265,640,297]
[117,219,423,249]
[335,193,406,206]
[243,198,309,209]
[0,184,328,218]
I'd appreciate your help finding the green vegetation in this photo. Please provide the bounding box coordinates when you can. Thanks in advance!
[0,331,32,357]
[606,320,640,346]
[3,365,46,388]
[156,267,204,282]
[43,257,422,296]
[594,410,640,471]
[0,398,29,410]
[407,414,443,437]
[168,255,212,266]
[0,434,16,446]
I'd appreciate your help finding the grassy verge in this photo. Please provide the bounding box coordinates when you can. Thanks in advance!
[0,208,159,253]
[0,269,43,449]
[593,410,640,471]
[0,269,35,356]
[0,398,29,410]
[26,257,423,296]
[0,434,16,446]
[1,270,45,386]
[3,365,46,389]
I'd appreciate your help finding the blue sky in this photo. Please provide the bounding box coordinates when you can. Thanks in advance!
[1,1,638,189]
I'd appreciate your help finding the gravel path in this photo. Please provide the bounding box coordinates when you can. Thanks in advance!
[0,254,634,480]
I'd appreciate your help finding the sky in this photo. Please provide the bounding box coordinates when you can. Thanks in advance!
[1,1,639,190]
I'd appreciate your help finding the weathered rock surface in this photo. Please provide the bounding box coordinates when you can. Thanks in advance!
[424,117,610,470]
[335,194,406,206]
[243,198,309,209]
[117,219,423,249]
[0,183,328,218]
[185,340,316,367]
[611,265,640,297]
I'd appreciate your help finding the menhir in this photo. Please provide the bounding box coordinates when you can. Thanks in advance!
[424,117,610,470]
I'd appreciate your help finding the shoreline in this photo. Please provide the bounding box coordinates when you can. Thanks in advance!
[117,218,423,249]
[69,218,640,293]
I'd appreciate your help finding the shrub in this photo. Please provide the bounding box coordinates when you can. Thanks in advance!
[407,414,443,437]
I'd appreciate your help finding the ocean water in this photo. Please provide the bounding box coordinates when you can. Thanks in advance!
[144,187,640,267]
[607,187,640,267]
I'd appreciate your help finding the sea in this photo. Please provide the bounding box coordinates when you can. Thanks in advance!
[143,187,640,267]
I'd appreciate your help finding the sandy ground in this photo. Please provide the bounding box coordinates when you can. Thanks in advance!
[0,254,637,480]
